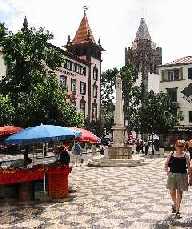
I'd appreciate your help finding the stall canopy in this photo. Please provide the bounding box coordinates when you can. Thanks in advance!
[5,124,81,145]
[71,127,101,144]
[0,126,23,137]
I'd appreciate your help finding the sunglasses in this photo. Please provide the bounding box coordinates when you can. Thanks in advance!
[176,145,185,148]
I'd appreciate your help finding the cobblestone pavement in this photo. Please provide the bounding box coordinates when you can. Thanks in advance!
[1,157,192,229]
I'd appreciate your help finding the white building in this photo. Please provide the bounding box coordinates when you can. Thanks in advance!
[159,56,192,138]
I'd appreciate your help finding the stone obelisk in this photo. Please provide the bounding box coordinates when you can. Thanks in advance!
[108,74,132,159]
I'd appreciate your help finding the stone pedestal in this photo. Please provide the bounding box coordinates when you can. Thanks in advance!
[87,158,144,167]
[110,124,132,159]
[112,126,125,147]
[108,146,132,159]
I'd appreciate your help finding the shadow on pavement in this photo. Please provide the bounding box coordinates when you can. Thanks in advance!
[153,214,192,228]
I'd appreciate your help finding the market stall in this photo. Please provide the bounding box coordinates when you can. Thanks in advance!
[0,124,80,201]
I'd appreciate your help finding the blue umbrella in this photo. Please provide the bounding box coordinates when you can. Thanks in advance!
[5,124,81,145]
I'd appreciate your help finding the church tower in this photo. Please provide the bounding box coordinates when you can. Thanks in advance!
[125,18,162,93]
[66,9,104,121]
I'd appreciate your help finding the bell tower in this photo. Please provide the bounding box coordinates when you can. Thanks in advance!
[66,8,104,121]
[125,18,162,93]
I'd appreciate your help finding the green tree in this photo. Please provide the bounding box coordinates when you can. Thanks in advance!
[0,94,15,125]
[120,64,140,130]
[139,90,177,134]
[0,19,84,127]
[14,74,84,127]
[100,68,118,132]
[0,19,64,101]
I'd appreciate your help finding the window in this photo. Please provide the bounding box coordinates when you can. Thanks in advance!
[71,79,76,94]
[188,68,192,79]
[189,111,192,123]
[166,88,177,102]
[168,69,179,81]
[80,82,86,95]
[66,60,72,70]
[93,65,98,80]
[60,75,67,89]
[92,103,97,121]
[162,69,181,81]
[73,63,77,72]
[76,65,80,74]
[83,67,86,76]
[80,99,86,117]
[93,84,97,98]
[80,66,83,75]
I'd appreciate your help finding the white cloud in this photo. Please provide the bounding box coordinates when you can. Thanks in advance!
[1,0,192,70]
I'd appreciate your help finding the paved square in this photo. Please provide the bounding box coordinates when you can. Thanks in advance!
[0,157,192,228]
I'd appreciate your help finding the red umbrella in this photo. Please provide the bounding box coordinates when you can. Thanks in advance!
[71,127,101,144]
[0,125,23,137]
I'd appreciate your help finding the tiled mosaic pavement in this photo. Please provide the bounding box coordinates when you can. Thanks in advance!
[1,157,192,229]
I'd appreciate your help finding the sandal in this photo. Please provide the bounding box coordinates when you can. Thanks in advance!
[172,205,176,213]
[175,211,182,219]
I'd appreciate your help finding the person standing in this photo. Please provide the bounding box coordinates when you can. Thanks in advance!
[186,139,192,160]
[144,141,149,155]
[164,139,191,218]
[54,145,70,165]
[72,141,82,167]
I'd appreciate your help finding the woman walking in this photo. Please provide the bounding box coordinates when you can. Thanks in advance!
[164,139,191,218]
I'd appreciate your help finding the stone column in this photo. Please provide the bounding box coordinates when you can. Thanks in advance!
[112,74,125,147]
[108,74,132,159]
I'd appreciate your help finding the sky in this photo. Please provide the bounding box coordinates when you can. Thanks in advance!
[0,0,192,71]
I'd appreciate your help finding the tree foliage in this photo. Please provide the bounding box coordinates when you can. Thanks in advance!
[100,64,178,134]
[0,94,15,125]
[100,68,118,132]
[0,20,84,127]
[138,91,177,134]
[120,64,140,130]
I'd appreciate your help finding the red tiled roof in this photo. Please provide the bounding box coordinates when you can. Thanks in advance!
[72,13,95,45]
[163,56,192,66]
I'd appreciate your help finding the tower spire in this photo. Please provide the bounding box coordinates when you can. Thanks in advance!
[135,18,151,41]
[72,7,95,45]
[22,16,28,32]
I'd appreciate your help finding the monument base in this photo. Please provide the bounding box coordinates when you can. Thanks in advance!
[108,146,132,159]
[87,158,144,167]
